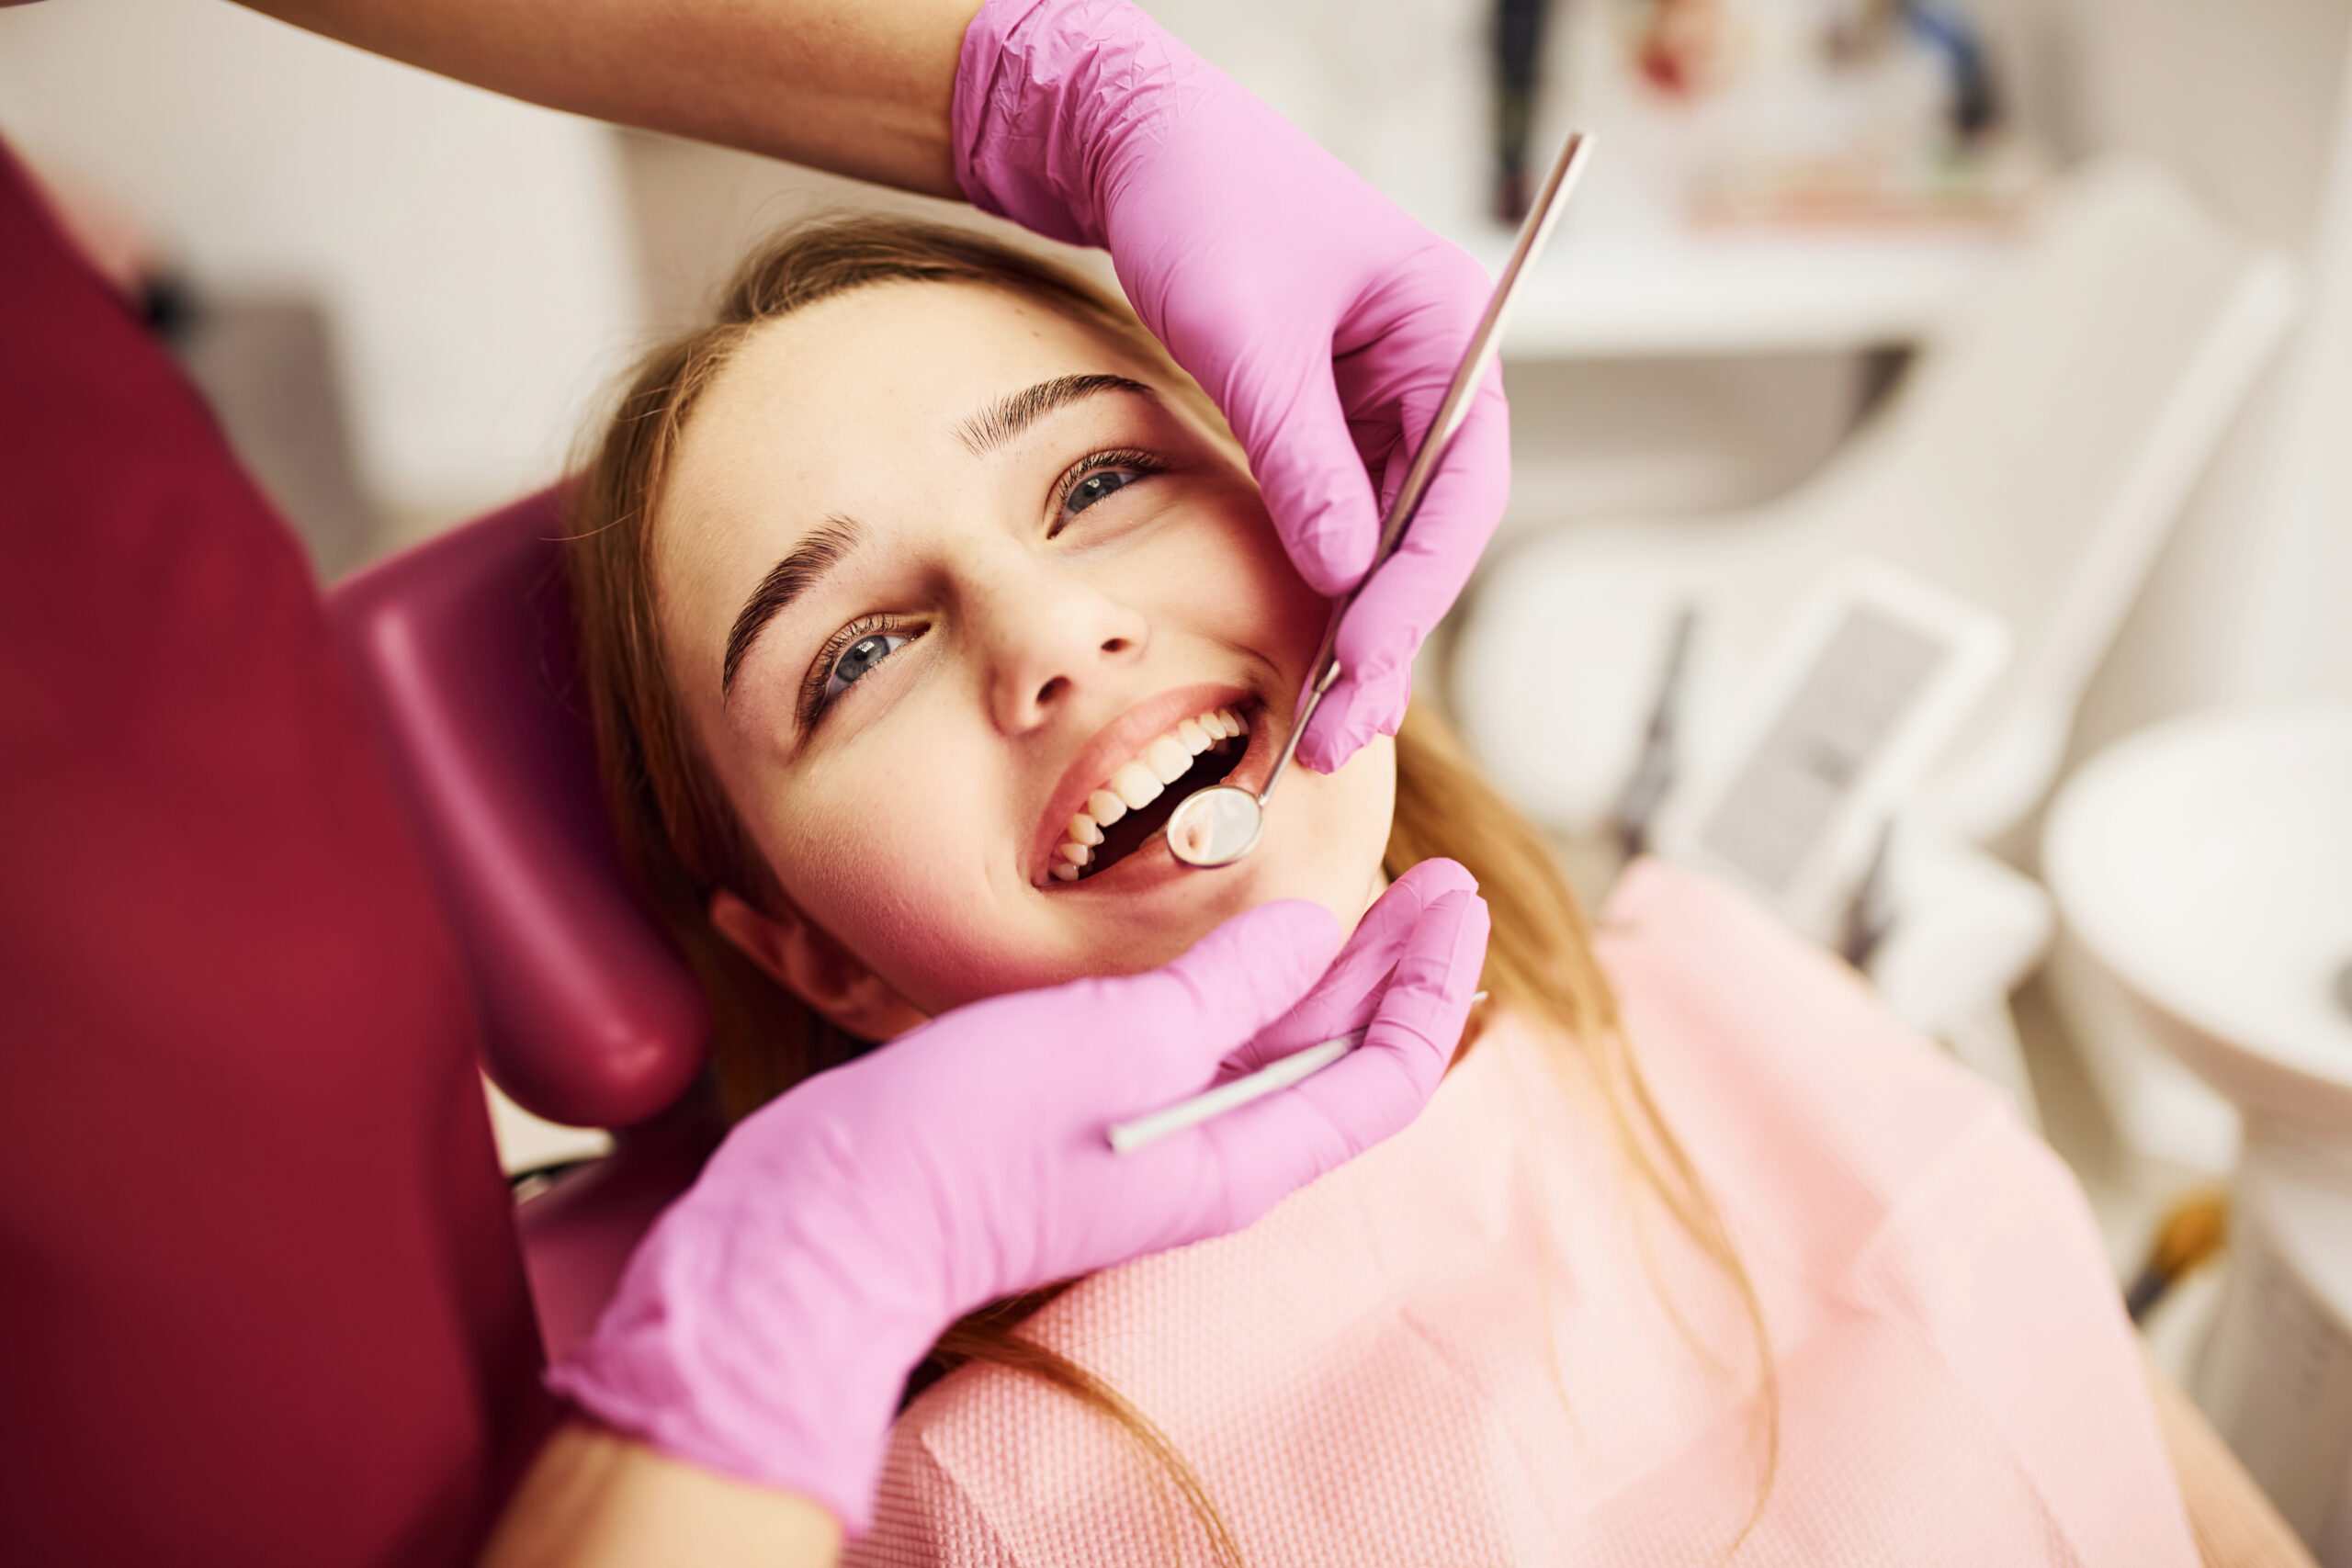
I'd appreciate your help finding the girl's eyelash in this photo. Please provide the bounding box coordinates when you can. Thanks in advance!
[1050,446,1167,535]
[799,613,922,727]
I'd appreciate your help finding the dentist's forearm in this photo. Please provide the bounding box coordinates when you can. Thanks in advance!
[234,0,982,198]
[481,1423,842,1568]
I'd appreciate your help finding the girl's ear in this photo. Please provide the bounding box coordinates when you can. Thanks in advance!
[708,889,929,1042]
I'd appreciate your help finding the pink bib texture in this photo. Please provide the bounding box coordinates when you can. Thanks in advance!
[847,859,2194,1566]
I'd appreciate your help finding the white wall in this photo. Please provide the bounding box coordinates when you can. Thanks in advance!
[2263,59,2352,700]
[1142,0,1493,236]
[2049,0,2352,249]
[0,0,642,527]
[2055,0,2352,748]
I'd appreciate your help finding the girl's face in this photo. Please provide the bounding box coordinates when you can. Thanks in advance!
[653,280,1396,1022]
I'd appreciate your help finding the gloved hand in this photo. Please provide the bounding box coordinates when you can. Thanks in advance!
[953,0,1510,774]
[548,861,1489,1533]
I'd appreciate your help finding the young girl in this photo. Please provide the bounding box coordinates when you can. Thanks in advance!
[558,216,2201,1565]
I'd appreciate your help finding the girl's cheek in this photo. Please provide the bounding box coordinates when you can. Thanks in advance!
[1201,492,1326,648]
[788,772,1037,1010]
[1121,491,1316,658]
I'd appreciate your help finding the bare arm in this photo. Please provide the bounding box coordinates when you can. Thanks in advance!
[481,1422,842,1568]
[2143,1351,2317,1568]
[236,0,983,198]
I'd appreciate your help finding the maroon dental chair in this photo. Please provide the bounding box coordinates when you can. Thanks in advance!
[324,491,724,1363]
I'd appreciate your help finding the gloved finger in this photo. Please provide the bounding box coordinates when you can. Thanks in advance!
[1066,897,1343,1105]
[1232,349,1385,599]
[1217,858,1479,1076]
[1319,236,1497,536]
[1298,370,1510,773]
[1177,887,1490,1238]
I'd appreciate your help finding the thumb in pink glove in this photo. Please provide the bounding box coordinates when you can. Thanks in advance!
[954,0,1511,774]
[548,863,1489,1534]
[1217,857,1487,1081]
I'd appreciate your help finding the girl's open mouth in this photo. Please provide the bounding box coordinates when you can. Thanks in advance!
[1045,700,1260,886]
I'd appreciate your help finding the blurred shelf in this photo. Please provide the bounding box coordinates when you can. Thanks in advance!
[1456,224,2017,359]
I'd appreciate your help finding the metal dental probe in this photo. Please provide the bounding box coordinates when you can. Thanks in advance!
[1109,994,1489,1155]
[1160,127,1596,872]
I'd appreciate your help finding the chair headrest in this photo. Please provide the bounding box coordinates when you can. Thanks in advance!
[326,491,707,1129]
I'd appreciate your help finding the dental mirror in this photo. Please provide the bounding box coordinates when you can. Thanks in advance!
[1166,128,1596,870]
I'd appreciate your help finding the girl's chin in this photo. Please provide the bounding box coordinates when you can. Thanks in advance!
[1042,843,1387,963]
[889,834,1388,1012]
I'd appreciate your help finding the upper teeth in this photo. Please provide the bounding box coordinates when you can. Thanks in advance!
[1050,705,1249,883]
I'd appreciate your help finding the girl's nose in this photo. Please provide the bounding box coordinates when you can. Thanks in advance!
[978,568,1148,734]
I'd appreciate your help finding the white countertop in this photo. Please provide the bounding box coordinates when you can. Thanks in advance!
[1463,223,2015,359]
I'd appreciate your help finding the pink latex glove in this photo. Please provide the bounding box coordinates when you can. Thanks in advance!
[954,0,1511,773]
[548,861,1489,1533]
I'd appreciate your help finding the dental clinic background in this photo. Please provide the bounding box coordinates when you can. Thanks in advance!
[6,0,2346,713]
[6,0,2352,1557]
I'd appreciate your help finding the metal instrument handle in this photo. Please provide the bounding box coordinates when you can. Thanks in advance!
[1259,129,1594,804]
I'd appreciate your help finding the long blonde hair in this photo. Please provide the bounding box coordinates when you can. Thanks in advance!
[568,215,1774,1562]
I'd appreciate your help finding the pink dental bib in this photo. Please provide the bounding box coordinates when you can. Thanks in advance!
[847,860,2194,1566]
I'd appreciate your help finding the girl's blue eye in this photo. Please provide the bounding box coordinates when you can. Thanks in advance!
[821,630,910,705]
[1062,466,1140,521]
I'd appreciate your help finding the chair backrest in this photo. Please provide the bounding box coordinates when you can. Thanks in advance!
[1455,156,2299,846]
[324,492,707,1130]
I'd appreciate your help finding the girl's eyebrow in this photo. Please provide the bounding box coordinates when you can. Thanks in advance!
[722,516,862,698]
[958,372,1154,455]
